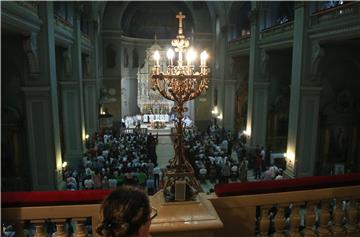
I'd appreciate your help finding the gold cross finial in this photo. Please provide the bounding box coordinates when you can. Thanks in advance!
[176,11,185,36]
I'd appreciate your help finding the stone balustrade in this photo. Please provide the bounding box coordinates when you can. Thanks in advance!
[210,185,360,237]
[2,176,359,237]
[310,2,360,26]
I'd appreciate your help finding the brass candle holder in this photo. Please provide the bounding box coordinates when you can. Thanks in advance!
[151,12,210,201]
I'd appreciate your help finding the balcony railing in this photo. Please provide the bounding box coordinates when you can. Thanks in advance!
[2,174,360,237]
[211,173,360,237]
[260,21,294,39]
[310,2,360,26]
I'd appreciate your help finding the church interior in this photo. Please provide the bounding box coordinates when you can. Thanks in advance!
[2,1,360,237]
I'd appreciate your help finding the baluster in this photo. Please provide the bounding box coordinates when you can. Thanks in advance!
[74,218,87,237]
[304,201,317,237]
[259,205,271,237]
[289,202,303,237]
[346,198,359,237]
[318,200,332,237]
[273,204,286,237]
[54,219,67,237]
[32,220,46,237]
[332,199,346,237]
[14,221,25,237]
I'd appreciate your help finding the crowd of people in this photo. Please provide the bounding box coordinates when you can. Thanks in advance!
[63,129,162,195]
[184,124,285,185]
[63,123,286,195]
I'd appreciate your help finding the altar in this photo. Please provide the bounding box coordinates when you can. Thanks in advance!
[137,39,175,115]
[143,113,170,123]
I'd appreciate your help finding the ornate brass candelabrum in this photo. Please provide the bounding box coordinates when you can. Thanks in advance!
[151,12,209,201]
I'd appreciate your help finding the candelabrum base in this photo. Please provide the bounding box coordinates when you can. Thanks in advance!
[163,169,203,202]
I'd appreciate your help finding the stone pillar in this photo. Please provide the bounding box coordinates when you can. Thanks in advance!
[247,2,270,147]
[252,81,270,147]
[286,2,313,177]
[23,2,62,190]
[58,80,83,167]
[295,85,322,177]
[55,6,85,168]
[83,18,101,135]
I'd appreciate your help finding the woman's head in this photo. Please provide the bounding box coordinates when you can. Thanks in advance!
[97,186,152,237]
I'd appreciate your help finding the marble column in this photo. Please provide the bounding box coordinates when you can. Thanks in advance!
[23,2,61,190]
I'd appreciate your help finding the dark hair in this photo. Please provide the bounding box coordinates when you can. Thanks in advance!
[97,186,150,237]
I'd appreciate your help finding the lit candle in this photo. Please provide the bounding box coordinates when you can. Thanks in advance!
[200,51,208,66]
[186,48,196,66]
[153,50,160,66]
[167,49,174,66]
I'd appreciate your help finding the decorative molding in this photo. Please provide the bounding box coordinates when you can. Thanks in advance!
[1,2,42,33]
[254,81,271,89]
[83,78,97,83]
[63,46,72,76]
[300,85,323,95]
[54,24,74,46]
[58,81,79,88]
[21,86,50,93]
[23,33,39,79]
